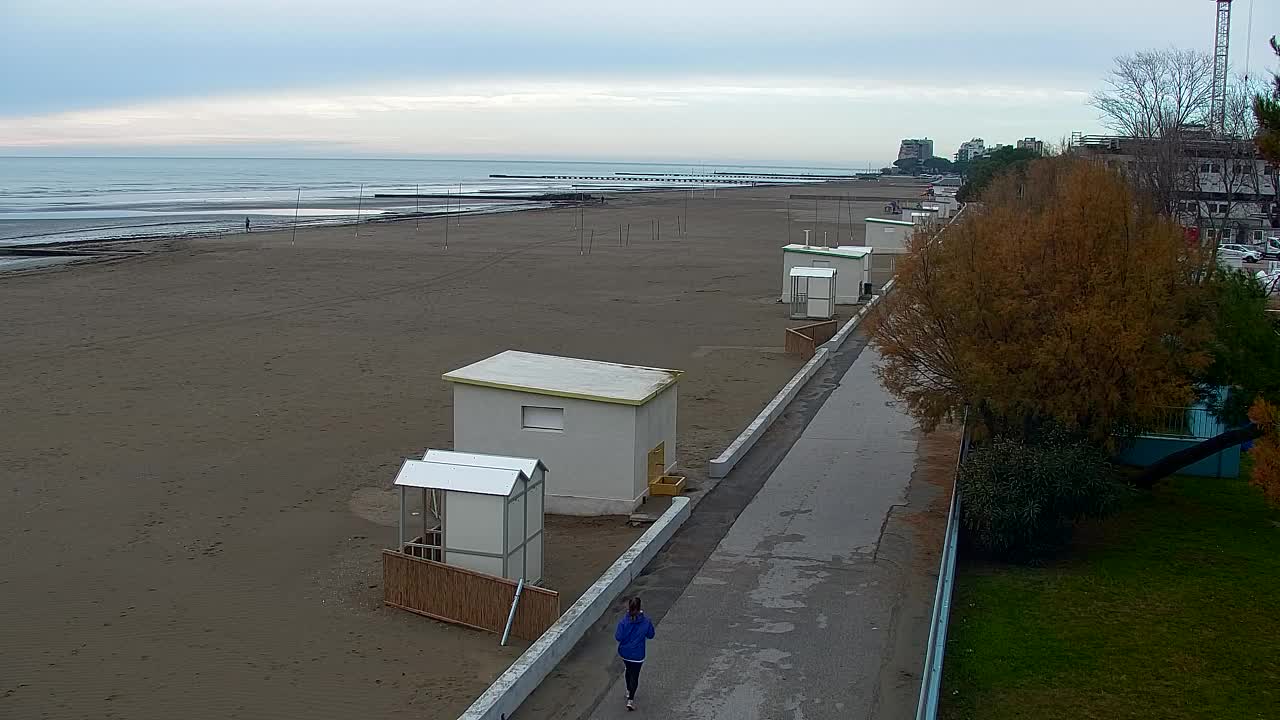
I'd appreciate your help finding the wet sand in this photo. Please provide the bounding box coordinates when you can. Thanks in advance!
[0,182,923,719]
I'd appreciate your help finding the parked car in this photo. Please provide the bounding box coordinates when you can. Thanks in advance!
[1219,244,1262,263]
[1256,269,1280,296]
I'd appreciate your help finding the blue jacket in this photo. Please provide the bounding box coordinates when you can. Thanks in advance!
[615,612,655,662]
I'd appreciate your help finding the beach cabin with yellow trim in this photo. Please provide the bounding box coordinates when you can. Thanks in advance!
[443,351,681,516]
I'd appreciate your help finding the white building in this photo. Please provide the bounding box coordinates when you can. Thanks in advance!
[444,351,680,516]
[1016,137,1045,155]
[863,217,914,252]
[956,138,985,163]
[898,138,934,161]
[1075,134,1278,243]
[392,450,545,583]
[863,217,917,291]
[908,208,939,225]
[787,267,837,320]
[780,244,872,304]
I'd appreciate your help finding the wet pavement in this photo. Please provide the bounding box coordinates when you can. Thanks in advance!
[588,347,925,720]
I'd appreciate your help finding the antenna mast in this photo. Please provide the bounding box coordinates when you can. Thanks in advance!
[1209,0,1233,134]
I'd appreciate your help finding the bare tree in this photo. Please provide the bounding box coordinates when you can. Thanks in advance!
[1091,49,1215,138]
[1088,49,1216,216]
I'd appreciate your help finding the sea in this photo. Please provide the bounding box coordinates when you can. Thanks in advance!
[0,156,863,251]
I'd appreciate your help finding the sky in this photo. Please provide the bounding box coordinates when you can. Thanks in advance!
[1,0,1277,166]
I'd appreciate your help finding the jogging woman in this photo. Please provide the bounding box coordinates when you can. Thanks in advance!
[614,596,655,711]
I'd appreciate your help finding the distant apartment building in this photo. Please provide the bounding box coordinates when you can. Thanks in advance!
[977,143,1013,158]
[955,138,985,163]
[1074,132,1278,243]
[898,138,934,162]
[1017,137,1045,155]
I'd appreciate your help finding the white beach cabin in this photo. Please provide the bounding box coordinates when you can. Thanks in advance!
[863,217,916,292]
[392,450,545,584]
[863,217,914,253]
[444,351,681,516]
[788,267,837,319]
[780,244,872,305]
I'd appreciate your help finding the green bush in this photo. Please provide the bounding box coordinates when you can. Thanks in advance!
[959,434,1122,560]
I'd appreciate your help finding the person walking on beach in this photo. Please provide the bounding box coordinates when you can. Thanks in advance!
[614,596,655,711]
[245,217,251,233]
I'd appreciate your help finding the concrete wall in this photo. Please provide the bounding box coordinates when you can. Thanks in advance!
[708,281,891,479]
[863,223,909,252]
[633,385,678,498]
[781,251,869,304]
[453,384,640,516]
[1117,437,1241,478]
[457,496,691,720]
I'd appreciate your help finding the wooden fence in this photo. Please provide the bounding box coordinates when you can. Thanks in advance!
[784,320,839,359]
[382,550,560,642]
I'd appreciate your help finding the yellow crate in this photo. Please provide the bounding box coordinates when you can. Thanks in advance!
[648,474,686,496]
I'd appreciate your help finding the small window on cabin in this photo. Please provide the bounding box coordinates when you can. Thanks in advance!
[522,406,564,432]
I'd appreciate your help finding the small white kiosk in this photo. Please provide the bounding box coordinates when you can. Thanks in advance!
[444,351,681,516]
[392,450,545,583]
[780,244,872,304]
[788,267,836,319]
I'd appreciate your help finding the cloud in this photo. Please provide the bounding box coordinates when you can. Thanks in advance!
[0,78,1096,163]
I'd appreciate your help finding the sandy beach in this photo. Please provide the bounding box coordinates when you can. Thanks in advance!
[0,181,925,719]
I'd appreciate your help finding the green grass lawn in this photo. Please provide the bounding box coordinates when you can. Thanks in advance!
[941,472,1280,720]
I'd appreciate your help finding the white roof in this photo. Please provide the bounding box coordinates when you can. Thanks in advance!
[443,350,681,406]
[782,243,871,259]
[422,449,545,478]
[790,266,836,278]
[393,458,525,496]
[864,217,914,226]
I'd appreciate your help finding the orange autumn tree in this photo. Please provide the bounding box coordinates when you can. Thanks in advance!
[1248,399,1280,505]
[870,156,1213,446]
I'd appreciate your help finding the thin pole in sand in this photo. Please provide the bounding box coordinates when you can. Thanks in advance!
[414,184,420,231]
[846,194,854,242]
[291,188,301,245]
[618,223,623,247]
[835,196,841,245]
[589,229,594,255]
[813,196,818,242]
[355,183,364,238]
[786,197,792,244]
[626,222,631,247]
[684,190,689,237]
[444,190,450,250]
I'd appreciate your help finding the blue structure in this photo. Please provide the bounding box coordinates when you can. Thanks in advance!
[1116,400,1242,478]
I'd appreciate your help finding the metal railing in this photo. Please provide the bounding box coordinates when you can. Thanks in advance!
[1142,406,1225,440]
[915,418,970,720]
[905,203,970,720]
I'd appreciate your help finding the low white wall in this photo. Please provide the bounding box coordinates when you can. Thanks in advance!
[457,496,692,720]
[707,284,892,479]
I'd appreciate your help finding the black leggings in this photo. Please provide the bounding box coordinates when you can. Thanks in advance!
[623,659,644,699]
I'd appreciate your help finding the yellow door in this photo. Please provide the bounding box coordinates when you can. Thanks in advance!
[648,443,665,482]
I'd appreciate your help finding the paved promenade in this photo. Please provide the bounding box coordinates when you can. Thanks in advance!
[587,346,937,719]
